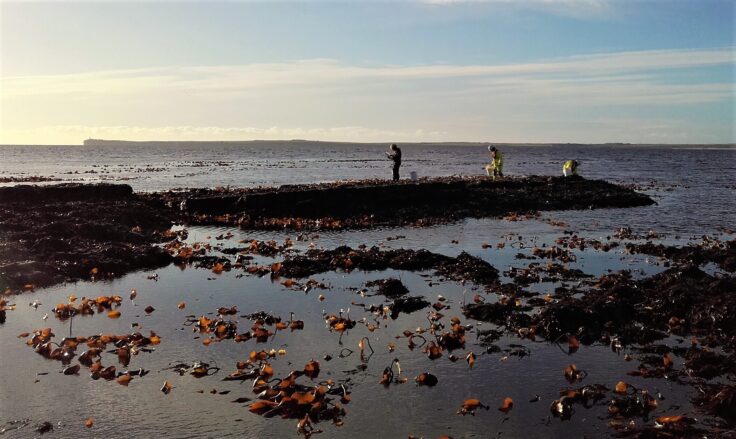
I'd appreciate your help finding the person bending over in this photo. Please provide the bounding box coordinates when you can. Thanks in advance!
[484,146,503,179]
[563,159,579,177]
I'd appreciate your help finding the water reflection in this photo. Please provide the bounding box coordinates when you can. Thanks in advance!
[0,215,713,438]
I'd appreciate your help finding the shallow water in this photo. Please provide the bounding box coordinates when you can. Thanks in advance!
[0,217,717,438]
[1,142,735,235]
[0,143,734,437]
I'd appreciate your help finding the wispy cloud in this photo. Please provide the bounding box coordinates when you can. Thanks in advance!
[2,48,733,102]
[468,75,733,105]
[1,47,733,144]
[419,0,617,19]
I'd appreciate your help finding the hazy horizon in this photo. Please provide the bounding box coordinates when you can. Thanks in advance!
[1,1,734,145]
[1,139,734,148]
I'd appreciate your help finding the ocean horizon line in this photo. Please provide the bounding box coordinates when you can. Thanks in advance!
[0,139,734,148]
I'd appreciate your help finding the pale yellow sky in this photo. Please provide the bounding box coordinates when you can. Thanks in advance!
[1,1,734,144]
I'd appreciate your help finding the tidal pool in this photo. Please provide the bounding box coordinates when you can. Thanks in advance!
[0,216,724,438]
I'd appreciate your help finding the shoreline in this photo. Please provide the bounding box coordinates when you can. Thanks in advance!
[1,140,735,148]
[149,175,655,229]
[1,176,653,291]
[0,177,734,437]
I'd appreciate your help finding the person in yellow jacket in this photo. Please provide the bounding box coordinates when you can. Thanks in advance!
[484,145,503,179]
[562,159,579,177]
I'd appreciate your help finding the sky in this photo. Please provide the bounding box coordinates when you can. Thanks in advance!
[0,0,734,145]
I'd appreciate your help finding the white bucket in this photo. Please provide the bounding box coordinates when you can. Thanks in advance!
[410,171,418,181]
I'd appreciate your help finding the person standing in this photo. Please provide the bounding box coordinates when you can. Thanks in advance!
[386,144,402,181]
[484,145,503,179]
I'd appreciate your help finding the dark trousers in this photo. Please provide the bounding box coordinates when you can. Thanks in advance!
[392,165,400,181]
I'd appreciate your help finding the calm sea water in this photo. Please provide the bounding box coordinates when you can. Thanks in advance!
[0,143,734,438]
[1,142,735,234]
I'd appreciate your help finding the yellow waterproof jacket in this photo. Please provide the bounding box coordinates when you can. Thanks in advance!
[492,151,503,168]
[563,160,575,172]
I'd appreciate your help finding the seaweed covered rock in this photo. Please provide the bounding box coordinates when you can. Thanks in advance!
[279,246,451,278]
[0,178,654,290]
[693,384,736,426]
[278,246,501,288]
[626,239,736,272]
[684,349,736,379]
[0,184,173,290]
[528,265,736,348]
[366,278,410,298]
[463,302,516,325]
[436,252,499,285]
[147,175,655,230]
[532,290,646,344]
[390,296,431,319]
[638,265,736,345]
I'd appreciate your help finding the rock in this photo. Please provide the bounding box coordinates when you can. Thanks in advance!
[35,421,53,434]
[145,175,655,230]
[0,184,173,290]
[390,296,430,318]
[366,278,409,298]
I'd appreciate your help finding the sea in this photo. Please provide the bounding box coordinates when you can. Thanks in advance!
[0,142,734,438]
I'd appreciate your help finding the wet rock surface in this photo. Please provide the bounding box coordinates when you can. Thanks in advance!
[277,246,499,287]
[0,177,651,291]
[366,278,410,298]
[493,265,736,349]
[693,384,736,425]
[146,175,655,230]
[462,262,736,434]
[0,184,173,290]
[683,349,736,379]
[625,239,736,272]
[1,181,735,437]
[506,262,592,285]
[389,296,431,318]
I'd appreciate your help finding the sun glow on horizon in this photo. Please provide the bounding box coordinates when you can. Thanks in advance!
[1,1,734,145]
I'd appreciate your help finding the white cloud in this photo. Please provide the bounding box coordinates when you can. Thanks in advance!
[1,47,733,144]
[468,75,733,105]
[418,0,617,19]
[2,48,732,99]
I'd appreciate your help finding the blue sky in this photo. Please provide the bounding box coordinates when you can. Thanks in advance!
[1,0,734,144]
